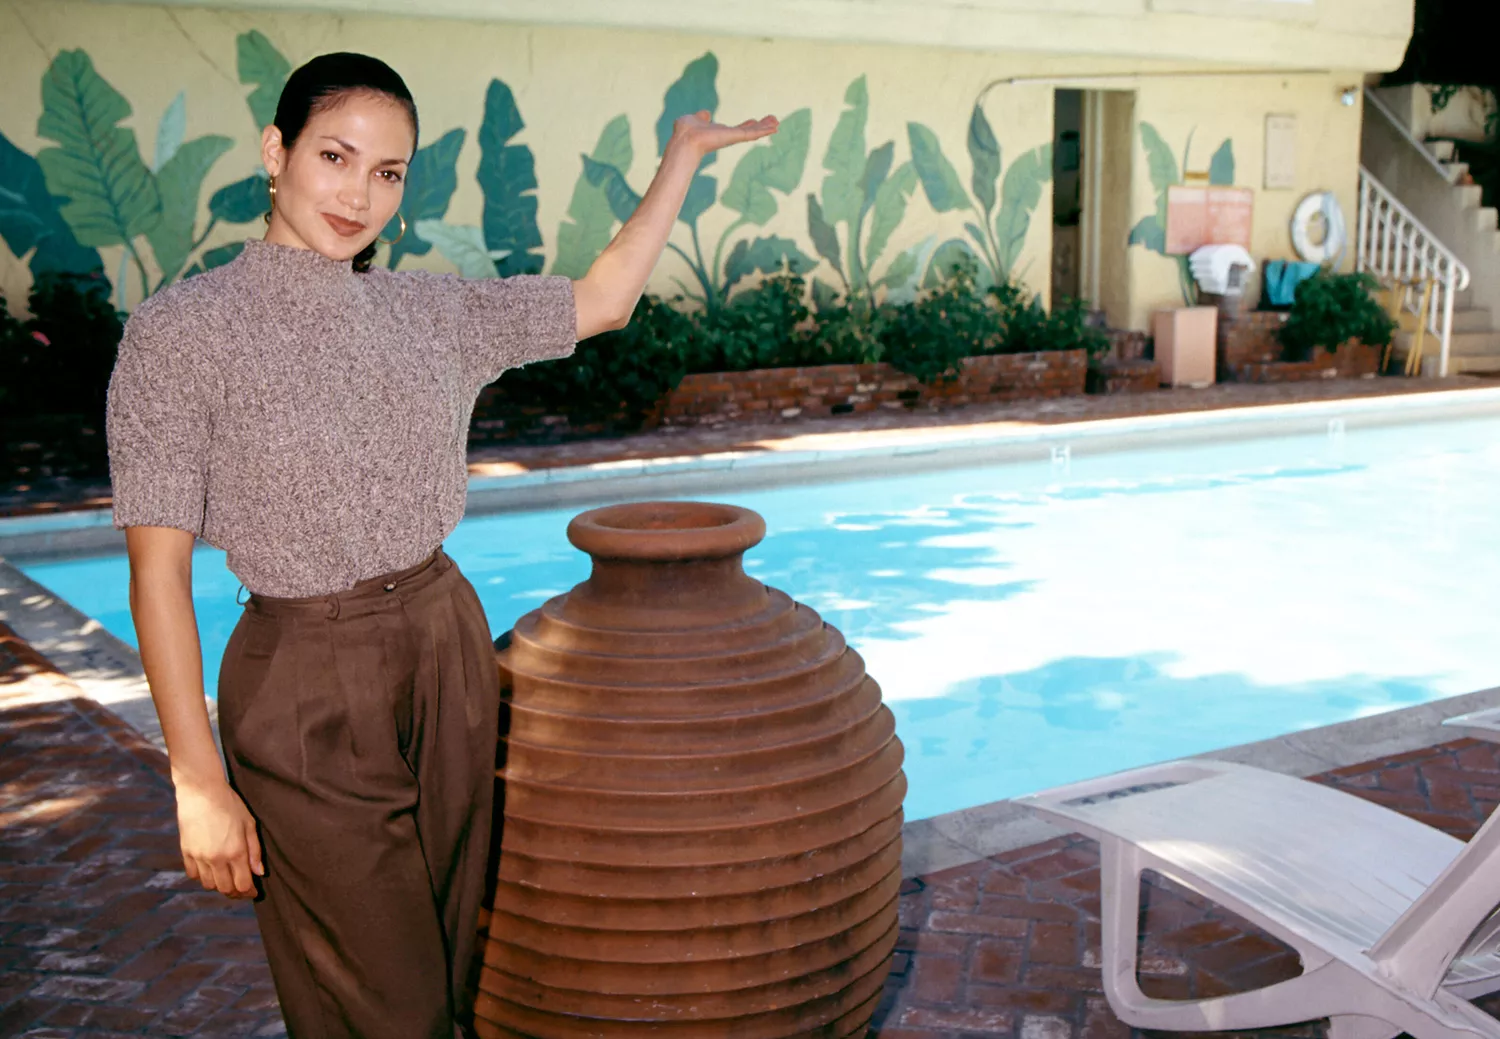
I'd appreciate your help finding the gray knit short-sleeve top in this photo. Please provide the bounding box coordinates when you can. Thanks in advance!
[105,238,578,597]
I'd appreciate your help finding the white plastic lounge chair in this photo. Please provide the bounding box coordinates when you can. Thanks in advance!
[1443,708,1500,743]
[1016,759,1500,1039]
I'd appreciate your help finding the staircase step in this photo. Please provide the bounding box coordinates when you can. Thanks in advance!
[1413,330,1500,354]
[1477,208,1498,234]
[1451,307,1495,332]
[1445,161,1471,183]
[1458,183,1485,209]
[1427,139,1458,162]
[1393,330,1500,373]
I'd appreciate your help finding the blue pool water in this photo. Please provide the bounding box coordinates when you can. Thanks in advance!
[17,415,1500,820]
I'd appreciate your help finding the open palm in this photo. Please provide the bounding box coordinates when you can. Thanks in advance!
[673,109,780,157]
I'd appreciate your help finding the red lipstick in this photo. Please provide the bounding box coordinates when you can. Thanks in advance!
[321,213,366,238]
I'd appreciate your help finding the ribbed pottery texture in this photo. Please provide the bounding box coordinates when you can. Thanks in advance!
[475,501,906,1038]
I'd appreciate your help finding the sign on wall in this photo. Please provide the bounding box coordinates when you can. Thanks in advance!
[1264,114,1298,190]
[1165,185,1255,253]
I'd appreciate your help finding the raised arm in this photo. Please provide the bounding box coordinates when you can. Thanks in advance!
[572,110,779,340]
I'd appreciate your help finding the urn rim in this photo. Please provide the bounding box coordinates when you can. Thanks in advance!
[567,501,766,562]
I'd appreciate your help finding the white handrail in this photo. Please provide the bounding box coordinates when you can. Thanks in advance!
[1362,87,1458,183]
[1357,166,1470,377]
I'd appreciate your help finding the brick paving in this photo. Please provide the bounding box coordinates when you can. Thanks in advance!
[0,624,283,1038]
[869,741,1500,1038]
[6,648,1500,1037]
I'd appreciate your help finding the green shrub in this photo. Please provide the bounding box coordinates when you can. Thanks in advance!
[883,256,1004,383]
[1279,271,1395,359]
[2,272,123,419]
[0,295,27,410]
[686,267,817,373]
[803,293,891,367]
[499,293,691,424]
[998,291,1110,358]
[1,272,123,422]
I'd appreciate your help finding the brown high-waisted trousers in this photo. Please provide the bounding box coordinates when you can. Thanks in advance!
[218,546,499,1039]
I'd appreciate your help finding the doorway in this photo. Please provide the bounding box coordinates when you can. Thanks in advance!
[1053,88,1135,328]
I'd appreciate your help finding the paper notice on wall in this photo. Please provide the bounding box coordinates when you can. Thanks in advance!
[1264,114,1297,190]
[1165,185,1255,254]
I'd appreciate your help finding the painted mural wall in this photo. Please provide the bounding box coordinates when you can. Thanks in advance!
[1,4,1371,334]
[0,2,1062,320]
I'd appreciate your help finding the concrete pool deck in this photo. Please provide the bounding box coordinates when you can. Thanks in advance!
[5,376,1500,1035]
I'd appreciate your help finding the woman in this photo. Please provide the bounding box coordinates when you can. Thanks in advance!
[105,51,776,1039]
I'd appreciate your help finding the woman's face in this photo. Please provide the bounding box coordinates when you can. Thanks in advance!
[261,91,414,260]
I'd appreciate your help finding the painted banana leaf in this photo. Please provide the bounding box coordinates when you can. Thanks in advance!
[658,53,720,227]
[923,238,973,288]
[35,50,162,249]
[1127,122,1178,254]
[415,219,511,278]
[238,30,291,131]
[0,128,100,276]
[820,77,869,235]
[148,134,234,284]
[209,172,270,225]
[477,79,543,276]
[993,143,1052,276]
[384,127,466,270]
[582,157,643,225]
[806,194,844,279]
[908,121,969,214]
[865,162,918,273]
[721,108,811,226]
[154,92,186,173]
[553,115,632,278]
[967,103,1001,219]
[1209,139,1235,185]
[181,240,244,280]
[722,235,816,293]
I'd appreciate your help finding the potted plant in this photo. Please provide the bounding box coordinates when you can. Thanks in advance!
[1278,270,1395,367]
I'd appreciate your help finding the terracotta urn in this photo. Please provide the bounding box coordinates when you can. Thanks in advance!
[475,500,906,1037]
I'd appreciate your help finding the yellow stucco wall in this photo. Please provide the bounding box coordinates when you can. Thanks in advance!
[0,1,1388,333]
[1124,72,1366,329]
[86,0,1415,73]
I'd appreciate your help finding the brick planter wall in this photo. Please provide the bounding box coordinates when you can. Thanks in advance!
[468,388,664,447]
[659,350,1088,428]
[468,351,1088,441]
[1233,339,1381,383]
[1088,359,1161,394]
[1107,329,1150,362]
[1218,311,1382,383]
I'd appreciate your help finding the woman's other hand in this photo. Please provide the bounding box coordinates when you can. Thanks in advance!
[670,110,779,159]
[176,779,264,899]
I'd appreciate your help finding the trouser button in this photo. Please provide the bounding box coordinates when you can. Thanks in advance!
[383,582,396,592]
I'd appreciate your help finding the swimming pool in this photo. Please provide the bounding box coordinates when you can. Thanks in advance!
[16,413,1500,820]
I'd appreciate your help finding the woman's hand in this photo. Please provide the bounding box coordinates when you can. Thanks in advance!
[176,778,264,899]
[670,110,779,160]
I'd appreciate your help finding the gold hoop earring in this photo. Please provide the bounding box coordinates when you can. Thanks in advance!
[263,175,276,226]
[378,212,407,247]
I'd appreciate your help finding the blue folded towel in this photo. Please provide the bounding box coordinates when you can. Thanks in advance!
[1263,260,1321,306]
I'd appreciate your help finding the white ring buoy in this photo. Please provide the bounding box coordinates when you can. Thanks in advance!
[1291,191,1348,267]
